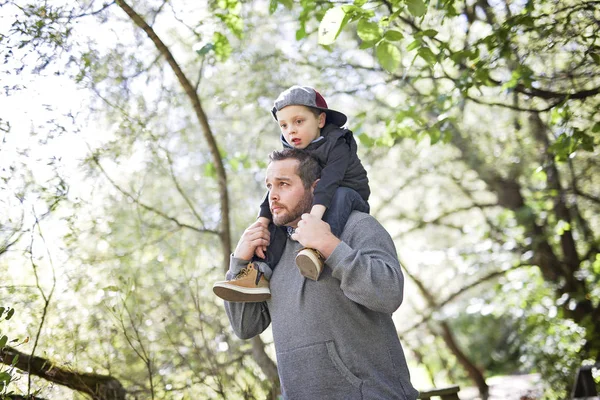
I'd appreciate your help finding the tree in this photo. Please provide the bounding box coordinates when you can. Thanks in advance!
[288,0,599,395]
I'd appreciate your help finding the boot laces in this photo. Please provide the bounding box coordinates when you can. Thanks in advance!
[233,266,252,280]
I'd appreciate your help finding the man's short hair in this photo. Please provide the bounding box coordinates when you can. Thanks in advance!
[269,149,321,189]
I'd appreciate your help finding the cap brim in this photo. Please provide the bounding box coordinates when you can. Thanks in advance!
[323,109,347,127]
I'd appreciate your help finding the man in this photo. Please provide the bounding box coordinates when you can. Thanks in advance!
[218,149,419,399]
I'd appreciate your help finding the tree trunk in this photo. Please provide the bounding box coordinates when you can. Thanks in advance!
[251,336,280,397]
[402,261,489,398]
[438,322,489,400]
[449,120,600,360]
[115,0,281,389]
[115,0,232,272]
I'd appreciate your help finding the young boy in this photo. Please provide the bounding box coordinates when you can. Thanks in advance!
[213,85,370,302]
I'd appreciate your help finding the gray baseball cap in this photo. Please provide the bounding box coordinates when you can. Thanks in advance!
[271,86,347,127]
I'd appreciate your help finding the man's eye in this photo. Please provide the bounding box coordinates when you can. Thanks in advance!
[280,124,286,129]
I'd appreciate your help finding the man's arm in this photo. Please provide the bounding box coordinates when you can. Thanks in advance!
[223,257,272,339]
[222,221,273,339]
[293,213,404,314]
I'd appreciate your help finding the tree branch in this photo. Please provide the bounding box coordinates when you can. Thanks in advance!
[0,347,126,400]
[91,154,218,235]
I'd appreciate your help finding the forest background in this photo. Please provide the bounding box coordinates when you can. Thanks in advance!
[0,0,599,399]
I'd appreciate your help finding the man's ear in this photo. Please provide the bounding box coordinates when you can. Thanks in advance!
[318,112,326,128]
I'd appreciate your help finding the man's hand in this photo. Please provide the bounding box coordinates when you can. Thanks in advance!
[234,220,271,261]
[291,213,341,258]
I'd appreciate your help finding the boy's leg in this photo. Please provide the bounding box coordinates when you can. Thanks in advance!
[296,187,369,281]
[252,222,287,280]
[324,187,370,237]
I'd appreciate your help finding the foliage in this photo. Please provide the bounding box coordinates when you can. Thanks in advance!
[301,0,599,157]
[0,307,18,397]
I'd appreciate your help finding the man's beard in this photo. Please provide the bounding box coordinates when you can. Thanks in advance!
[272,190,313,227]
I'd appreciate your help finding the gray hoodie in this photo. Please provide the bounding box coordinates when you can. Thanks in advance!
[224,211,419,400]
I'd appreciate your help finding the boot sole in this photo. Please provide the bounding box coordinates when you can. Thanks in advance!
[295,252,323,281]
[213,283,271,302]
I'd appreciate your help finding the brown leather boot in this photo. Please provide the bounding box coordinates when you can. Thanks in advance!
[213,263,271,302]
[295,248,325,281]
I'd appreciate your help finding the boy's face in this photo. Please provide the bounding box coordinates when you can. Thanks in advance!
[276,105,326,149]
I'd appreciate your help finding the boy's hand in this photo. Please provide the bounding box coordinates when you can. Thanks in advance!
[291,214,340,258]
[234,220,270,261]
[255,217,271,259]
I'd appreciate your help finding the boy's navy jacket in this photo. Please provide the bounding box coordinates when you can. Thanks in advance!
[259,123,370,218]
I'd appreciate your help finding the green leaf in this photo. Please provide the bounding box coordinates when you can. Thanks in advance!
[593,254,600,275]
[592,122,600,133]
[389,7,404,22]
[420,29,438,37]
[428,129,441,144]
[441,130,452,143]
[384,29,404,41]
[269,0,277,14]
[418,46,437,65]
[0,372,11,384]
[6,308,14,320]
[574,130,594,152]
[215,13,243,39]
[548,130,594,161]
[359,39,379,49]
[212,32,232,61]
[340,5,359,21]
[296,26,307,40]
[279,0,293,9]
[357,19,381,42]
[195,43,214,56]
[357,133,374,148]
[0,335,7,349]
[376,41,401,73]
[354,0,368,6]
[406,0,427,17]
[406,39,420,51]
[318,7,348,45]
[591,53,600,65]
[532,166,547,183]
[555,220,571,235]
[204,162,217,178]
